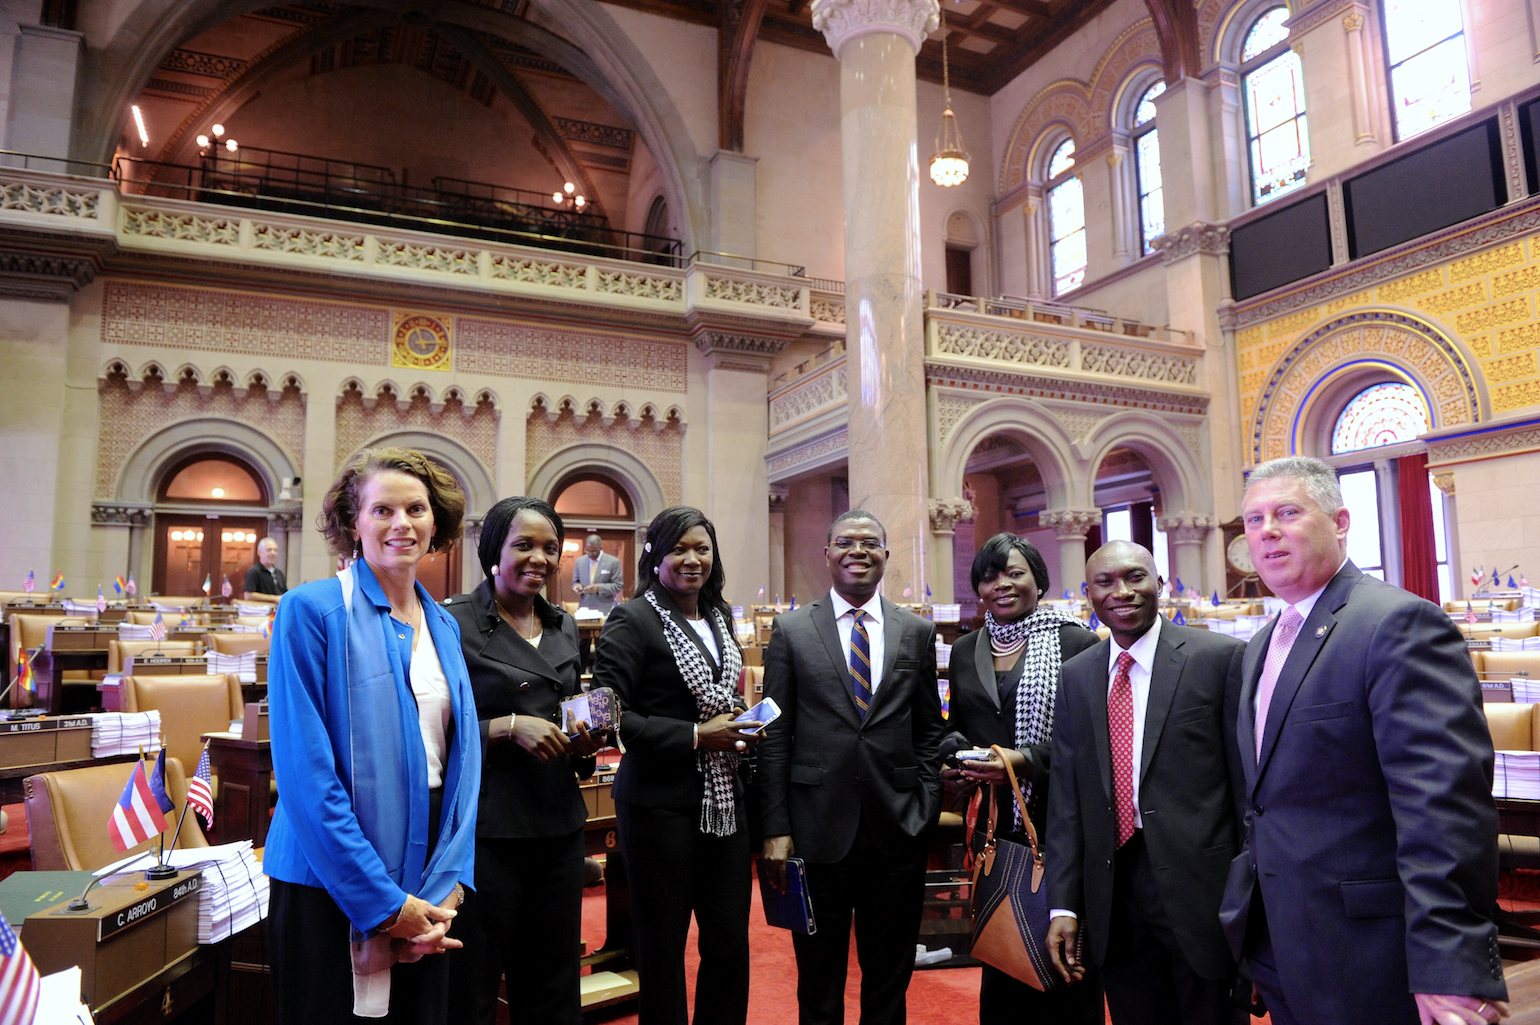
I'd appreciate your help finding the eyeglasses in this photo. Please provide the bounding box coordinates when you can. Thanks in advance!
[830,537,884,553]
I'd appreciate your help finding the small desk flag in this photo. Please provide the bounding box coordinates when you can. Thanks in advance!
[107,753,173,853]
[0,911,41,1025]
[186,744,214,829]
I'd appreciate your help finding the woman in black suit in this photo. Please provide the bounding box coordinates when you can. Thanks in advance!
[589,506,762,1025]
[941,532,1102,1025]
[444,496,606,1025]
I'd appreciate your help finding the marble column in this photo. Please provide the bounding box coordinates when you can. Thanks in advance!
[812,0,938,601]
[1040,508,1100,597]
[1158,514,1213,595]
[927,497,973,604]
[768,489,787,604]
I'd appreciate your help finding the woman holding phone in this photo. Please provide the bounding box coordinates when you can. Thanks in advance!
[589,506,761,1025]
[941,532,1101,1024]
[444,496,606,1025]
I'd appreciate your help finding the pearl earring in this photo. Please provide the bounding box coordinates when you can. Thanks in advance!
[352,540,360,561]
[490,565,499,575]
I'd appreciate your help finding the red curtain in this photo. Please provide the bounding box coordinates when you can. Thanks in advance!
[1398,452,1439,602]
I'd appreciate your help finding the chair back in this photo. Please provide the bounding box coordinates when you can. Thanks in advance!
[205,633,269,656]
[121,673,242,775]
[1460,622,1539,640]
[23,756,208,871]
[152,597,207,608]
[1485,702,1539,750]
[109,639,198,673]
[1479,651,1540,681]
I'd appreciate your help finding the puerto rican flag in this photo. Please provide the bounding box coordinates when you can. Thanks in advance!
[107,751,175,853]
[0,912,40,1025]
[186,744,215,829]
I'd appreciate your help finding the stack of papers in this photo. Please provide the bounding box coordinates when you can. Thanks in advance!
[574,607,604,621]
[235,603,271,617]
[1494,750,1540,799]
[1523,586,1540,608]
[91,711,161,757]
[151,601,188,612]
[934,640,951,670]
[1512,678,1540,703]
[207,650,258,683]
[931,604,962,623]
[60,599,101,614]
[1494,607,1538,623]
[1491,636,1540,651]
[101,841,270,943]
[117,622,155,640]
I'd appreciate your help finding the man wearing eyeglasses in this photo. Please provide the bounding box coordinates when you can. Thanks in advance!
[755,509,946,1025]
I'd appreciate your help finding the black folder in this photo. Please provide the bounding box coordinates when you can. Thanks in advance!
[756,856,816,934]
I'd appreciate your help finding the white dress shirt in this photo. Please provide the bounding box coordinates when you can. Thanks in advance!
[830,589,885,693]
[686,616,720,663]
[1050,614,1163,922]
[408,623,452,790]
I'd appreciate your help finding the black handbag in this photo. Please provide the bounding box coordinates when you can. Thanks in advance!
[968,744,1069,991]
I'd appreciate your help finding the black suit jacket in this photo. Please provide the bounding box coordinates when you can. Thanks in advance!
[942,622,1099,831]
[1219,562,1505,1023]
[444,582,591,837]
[590,590,745,813]
[1046,619,1245,978]
[754,594,945,863]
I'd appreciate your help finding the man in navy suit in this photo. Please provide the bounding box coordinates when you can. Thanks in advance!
[1220,456,1508,1025]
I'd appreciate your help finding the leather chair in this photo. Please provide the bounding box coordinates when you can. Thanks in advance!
[24,757,209,871]
[1478,650,1540,682]
[127,609,208,626]
[109,639,198,674]
[10,611,68,665]
[1484,701,1538,750]
[120,673,243,783]
[205,633,269,657]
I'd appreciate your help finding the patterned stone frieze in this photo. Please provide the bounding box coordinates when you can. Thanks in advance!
[767,428,848,480]
[455,318,688,392]
[1,182,100,219]
[770,365,847,432]
[1080,344,1198,385]
[527,410,684,505]
[933,323,1071,368]
[252,225,364,260]
[122,208,239,245]
[704,276,801,309]
[335,388,497,475]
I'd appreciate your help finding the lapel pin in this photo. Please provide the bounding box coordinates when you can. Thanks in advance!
[1315,625,1327,638]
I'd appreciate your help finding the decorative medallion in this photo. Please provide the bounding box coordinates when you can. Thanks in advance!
[392,311,453,372]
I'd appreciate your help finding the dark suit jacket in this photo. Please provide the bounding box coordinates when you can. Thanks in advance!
[444,582,592,837]
[1219,562,1506,1023]
[590,590,745,813]
[754,594,946,863]
[1047,619,1245,978]
[942,622,1099,832]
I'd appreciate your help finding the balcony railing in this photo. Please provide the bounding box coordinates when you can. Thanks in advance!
[112,146,682,266]
[926,290,1194,344]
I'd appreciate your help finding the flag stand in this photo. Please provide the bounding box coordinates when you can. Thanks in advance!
[157,739,207,878]
[146,742,178,880]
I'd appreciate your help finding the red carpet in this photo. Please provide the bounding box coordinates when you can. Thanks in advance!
[0,803,29,882]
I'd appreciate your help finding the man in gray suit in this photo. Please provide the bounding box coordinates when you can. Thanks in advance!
[756,509,945,1025]
[572,534,623,612]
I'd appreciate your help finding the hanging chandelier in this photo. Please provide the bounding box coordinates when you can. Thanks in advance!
[929,5,969,187]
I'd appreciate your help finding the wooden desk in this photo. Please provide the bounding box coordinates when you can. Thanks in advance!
[580,772,634,983]
[32,646,109,715]
[203,732,272,847]
[0,752,138,805]
[1500,798,1540,837]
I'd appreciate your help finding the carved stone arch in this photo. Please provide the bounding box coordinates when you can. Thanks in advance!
[114,417,299,506]
[472,388,500,415]
[1000,82,1094,194]
[1215,0,1291,67]
[278,371,306,395]
[936,397,1081,510]
[1090,21,1165,129]
[1248,309,1485,466]
[663,404,687,429]
[1080,410,1206,515]
[99,357,132,385]
[526,443,668,524]
[340,430,498,518]
[1111,60,1166,132]
[78,0,704,251]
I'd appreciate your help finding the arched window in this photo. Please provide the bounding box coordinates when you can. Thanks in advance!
[1330,382,1430,454]
[1242,7,1310,206]
[1045,139,1085,295]
[1132,81,1165,254]
[1381,0,1470,140]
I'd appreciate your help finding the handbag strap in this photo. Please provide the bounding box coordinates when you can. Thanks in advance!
[982,744,1043,861]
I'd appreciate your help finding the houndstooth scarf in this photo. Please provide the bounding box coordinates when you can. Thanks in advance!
[987,605,1088,825]
[644,589,744,837]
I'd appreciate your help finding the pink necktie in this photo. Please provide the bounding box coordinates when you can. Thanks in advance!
[1109,651,1137,847]
[1254,607,1304,760]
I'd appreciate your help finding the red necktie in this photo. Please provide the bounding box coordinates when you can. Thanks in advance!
[1109,651,1137,848]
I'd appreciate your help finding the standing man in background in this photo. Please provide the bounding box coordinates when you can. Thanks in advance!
[756,509,946,1025]
[572,534,623,612]
[1221,456,1507,1025]
[1045,540,1246,1024]
[243,536,287,601]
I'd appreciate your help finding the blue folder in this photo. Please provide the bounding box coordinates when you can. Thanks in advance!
[756,856,816,935]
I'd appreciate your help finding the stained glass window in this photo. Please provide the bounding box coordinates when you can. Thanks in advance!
[1132,82,1165,254]
[1330,382,1430,454]
[1382,0,1470,140]
[1046,139,1086,294]
[1242,8,1310,206]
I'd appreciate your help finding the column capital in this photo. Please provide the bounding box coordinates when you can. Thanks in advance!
[928,497,973,535]
[1433,472,1455,496]
[692,330,787,373]
[90,501,152,527]
[1151,222,1230,265]
[1157,513,1214,543]
[1040,508,1101,540]
[811,0,939,58]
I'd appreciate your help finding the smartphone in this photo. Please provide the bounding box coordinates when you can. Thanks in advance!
[734,697,782,734]
[956,748,993,761]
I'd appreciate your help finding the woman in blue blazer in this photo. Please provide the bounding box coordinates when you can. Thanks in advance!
[265,447,482,1024]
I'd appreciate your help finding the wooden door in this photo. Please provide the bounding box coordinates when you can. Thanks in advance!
[153,515,267,599]
[550,530,635,609]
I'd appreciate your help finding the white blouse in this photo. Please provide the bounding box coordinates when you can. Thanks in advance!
[409,623,453,789]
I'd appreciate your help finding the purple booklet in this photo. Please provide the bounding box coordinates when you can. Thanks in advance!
[560,686,618,736]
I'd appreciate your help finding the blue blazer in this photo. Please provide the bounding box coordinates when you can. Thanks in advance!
[264,561,481,933]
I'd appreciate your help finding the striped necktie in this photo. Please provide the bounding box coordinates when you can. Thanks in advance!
[849,610,873,719]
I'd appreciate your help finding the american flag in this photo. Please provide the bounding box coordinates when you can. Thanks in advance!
[1467,601,1478,625]
[96,586,107,613]
[149,612,166,642]
[107,752,175,853]
[126,574,137,596]
[0,912,40,1025]
[186,743,214,828]
[220,576,232,599]
[21,570,33,594]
